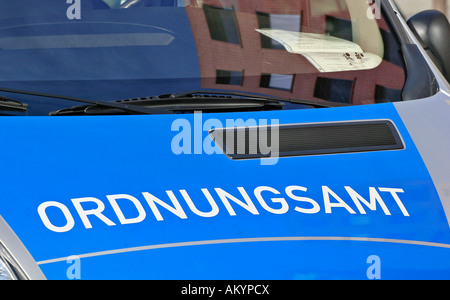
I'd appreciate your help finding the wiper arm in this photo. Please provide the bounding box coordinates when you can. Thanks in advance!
[156,90,350,108]
[0,87,171,115]
[50,97,284,116]
[50,89,347,116]
[0,96,28,112]
[0,86,346,116]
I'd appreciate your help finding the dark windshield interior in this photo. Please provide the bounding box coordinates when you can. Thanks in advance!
[0,0,407,115]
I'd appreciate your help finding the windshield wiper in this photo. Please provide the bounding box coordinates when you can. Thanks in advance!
[153,90,350,108]
[50,89,348,115]
[0,96,28,112]
[0,86,346,116]
[0,87,172,115]
[50,96,285,116]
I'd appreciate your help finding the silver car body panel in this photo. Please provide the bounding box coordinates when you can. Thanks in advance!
[0,215,46,280]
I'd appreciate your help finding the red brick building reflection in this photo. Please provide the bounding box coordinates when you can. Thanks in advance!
[185,0,405,105]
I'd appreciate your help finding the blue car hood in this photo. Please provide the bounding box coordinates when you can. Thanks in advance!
[0,103,449,279]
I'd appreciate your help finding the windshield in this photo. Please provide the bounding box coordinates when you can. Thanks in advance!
[0,0,406,116]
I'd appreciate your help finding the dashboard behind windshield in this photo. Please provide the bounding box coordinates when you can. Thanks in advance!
[0,0,406,115]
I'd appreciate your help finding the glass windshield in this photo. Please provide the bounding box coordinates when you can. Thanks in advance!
[0,0,406,115]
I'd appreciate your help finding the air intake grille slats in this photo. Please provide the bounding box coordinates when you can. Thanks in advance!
[209,120,404,160]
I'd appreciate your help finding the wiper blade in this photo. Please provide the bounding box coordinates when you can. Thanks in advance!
[0,86,347,116]
[52,89,344,115]
[150,90,350,108]
[51,97,285,116]
[0,87,171,115]
[121,97,284,111]
[0,96,28,111]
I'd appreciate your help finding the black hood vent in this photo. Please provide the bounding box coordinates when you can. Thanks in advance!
[209,120,404,160]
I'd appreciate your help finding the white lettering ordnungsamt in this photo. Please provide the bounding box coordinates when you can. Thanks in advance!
[37,185,409,233]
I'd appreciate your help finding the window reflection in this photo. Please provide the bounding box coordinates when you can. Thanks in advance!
[260,73,294,92]
[204,4,241,45]
[216,70,244,85]
[375,85,402,103]
[257,12,301,49]
[314,77,354,103]
[185,0,406,105]
[0,0,407,108]
[325,15,352,41]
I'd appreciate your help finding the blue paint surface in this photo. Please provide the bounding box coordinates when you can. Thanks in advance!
[0,103,448,279]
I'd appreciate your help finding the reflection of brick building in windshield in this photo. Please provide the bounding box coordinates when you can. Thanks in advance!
[185,0,405,105]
